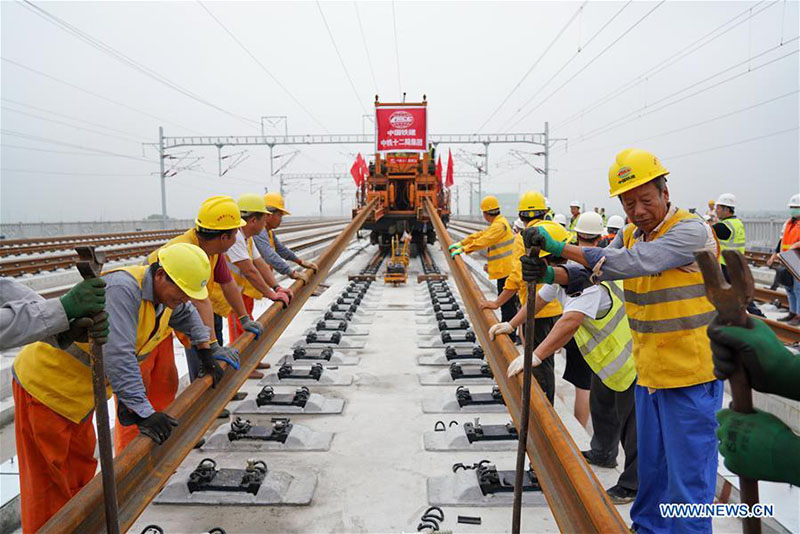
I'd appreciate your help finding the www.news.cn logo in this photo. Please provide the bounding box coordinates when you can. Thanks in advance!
[660,503,775,519]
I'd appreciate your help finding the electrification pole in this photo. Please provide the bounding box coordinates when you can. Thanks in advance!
[544,121,550,198]
[158,126,167,229]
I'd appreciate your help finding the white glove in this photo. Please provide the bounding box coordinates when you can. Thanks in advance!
[507,352,543,378]
[488,322,514,340]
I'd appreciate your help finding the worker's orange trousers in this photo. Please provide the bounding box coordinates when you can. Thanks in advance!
[227,294,254,342]
[13,380,97,533]
[113,335,178,454]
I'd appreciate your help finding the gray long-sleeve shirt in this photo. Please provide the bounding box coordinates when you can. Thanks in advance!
[563,207,716,293]
[0,278,69,350]
[103,268,209,418]
[253,228,300,276]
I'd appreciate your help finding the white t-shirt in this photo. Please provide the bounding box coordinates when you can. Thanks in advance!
[538,282,612,320]
[226,229,252,263]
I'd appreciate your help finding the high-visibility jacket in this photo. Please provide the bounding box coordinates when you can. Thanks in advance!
[573,281,636,392]
[227,230,262,300]
[461,215,515,279]
[146,229,228,316]
[718,216,746,265]
[569,215,579,231]
[622,209,716,389]
[13,266,175,423]
[503,220,562,318]
[780,218,800,251]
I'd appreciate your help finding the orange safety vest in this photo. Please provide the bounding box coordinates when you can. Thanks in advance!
[780,218,800,251]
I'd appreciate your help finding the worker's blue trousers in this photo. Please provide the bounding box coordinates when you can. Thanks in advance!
[631,381,723,534]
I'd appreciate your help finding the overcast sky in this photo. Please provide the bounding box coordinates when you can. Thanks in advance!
[1,0,798,223]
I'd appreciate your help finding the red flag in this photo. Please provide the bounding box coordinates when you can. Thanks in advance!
[435,155,442,183]
[351,155,363,186]
[445,149,454,188]
[359,153,369,182]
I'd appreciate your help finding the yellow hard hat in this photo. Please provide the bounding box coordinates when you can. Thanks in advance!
[607,148,669,197]
[517,190,546,212]
[195,195,246,230]
[157,242,211,300]
[238,193,270,214]
[480,195,500,212]
[531,220,571,257]
[708,199,716,207]
[263,192,291,215]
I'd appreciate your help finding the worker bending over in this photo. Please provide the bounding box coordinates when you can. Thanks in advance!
[767,193,800,325]
[449,195,516,331]
[12,243,216,532]
[226,193,291,342]
[1,277,106,350]
[479,191,563,404]
[254,192,318,289]
[522,149,720,533]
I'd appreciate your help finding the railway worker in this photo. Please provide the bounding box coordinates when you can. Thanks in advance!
[449,195,517,330]
[708,315,800,487]
[254,192,319,292]
[493,214,639,505]
[710,193,764,317]
[521,148,722,533]
[705,199,718,224]
[767,193,800,325]
[225,193,291,343]
[12,243,215,532]
[513,218,526,234]
[599,214,625,248]
[1,277,106,351]
[568,200,582,230]
[553,213,568,227]
[113,196,280,452]
[479,190,564,404]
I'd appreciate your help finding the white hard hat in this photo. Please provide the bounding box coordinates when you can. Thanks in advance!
[573,212,605,235]
[716,193,736,209]
[606,215,625,230]
[513,218,526,231]
[569,200,582,208]
[553,213,567,226]
[545,197,551,208]
[789,194,800,208]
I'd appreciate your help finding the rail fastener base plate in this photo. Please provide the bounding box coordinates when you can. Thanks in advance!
[234,394,345,415]
[258,368,354,387]
[426,470,546,507]
[418,370,495,386]
[202,423,333,452]
[423,426,517,452]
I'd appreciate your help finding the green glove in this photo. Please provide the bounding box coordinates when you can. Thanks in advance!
[60,278,106,321]
[448,241,462,251]
[708,317,800,400]
[520,255,554,284]
[716,408,800,486]
[56,311,109,348]
[522,226,566,256]
[450,247,464,258]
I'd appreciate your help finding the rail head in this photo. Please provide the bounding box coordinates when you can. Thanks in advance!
[424,199,629,534]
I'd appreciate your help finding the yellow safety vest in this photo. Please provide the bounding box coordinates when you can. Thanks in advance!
[573,281,636,392]
[13,266,174,423]
[146,229,228,317]
[462,215,515,279]
[622,209,717,389]
[718,217,746,266]
[227,231,262,300]
[503,221,562,318]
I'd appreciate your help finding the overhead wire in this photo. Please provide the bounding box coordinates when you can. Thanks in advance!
[475,2,587,133]
[664,126,798,161]
[354,2,380,96]
[197,1,331,133]
[391,1,402,98]
[20,1,260,130]
[1,168,150,177]
[1,129,153,162]
[504,0,665,131]
[555,0,774,130]
[1,106,144,144]
[316,1,368,114]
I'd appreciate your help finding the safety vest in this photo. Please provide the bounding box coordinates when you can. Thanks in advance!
[780,218,800,251]
[573,281,636,392]
[146,229,227,316]
[268,229,276,249]
[622,209,716,389]
[718,216,746,265]
[227,230,262,300]
[13,266,174,423]
[485,216,515,279]
[569,216,579,231]
[508,221,562,318]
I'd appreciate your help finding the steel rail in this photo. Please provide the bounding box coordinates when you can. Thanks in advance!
[424,199,628,533]
[40,200,377,534]
[753,286,788,308]
[756,315,800,344]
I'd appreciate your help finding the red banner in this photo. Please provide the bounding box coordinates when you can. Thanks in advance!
[375,105,427,153]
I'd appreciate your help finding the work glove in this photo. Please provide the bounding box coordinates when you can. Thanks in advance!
[301,260,319,273]
[238,315,263,340]
[520,255,554,284]
[450,246,464,258]
[138,412,179,445]
[210,341,240,370]
[59,278,106,321]
[277,286,294,300]
[523,226,566,257]
[507,352,543,378]
[58,311,110,347]
[716,408,800,486]
[448,241,462,251]
[269,291,290,309]
[197,347,224,388]
[708,316,799,400]
[489,322,514,340]
[291,270,310,283]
